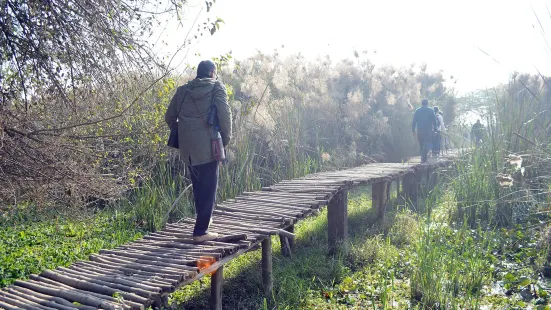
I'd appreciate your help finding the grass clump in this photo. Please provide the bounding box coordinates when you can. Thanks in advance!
[388,210,421,247]
[410,221,492,309]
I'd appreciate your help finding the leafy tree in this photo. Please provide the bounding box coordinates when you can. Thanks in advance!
[0,0,219,204]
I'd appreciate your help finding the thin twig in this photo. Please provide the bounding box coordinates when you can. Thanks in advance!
[513,132,551,156]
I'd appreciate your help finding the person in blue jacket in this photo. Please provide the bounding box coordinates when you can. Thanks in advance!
[412,99,437,163]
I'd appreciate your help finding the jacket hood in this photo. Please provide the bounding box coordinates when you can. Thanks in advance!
[186,78,216,101]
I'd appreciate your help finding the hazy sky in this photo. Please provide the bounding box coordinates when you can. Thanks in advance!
[165,0,551,94]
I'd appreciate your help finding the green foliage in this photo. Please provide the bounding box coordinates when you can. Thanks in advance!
[451,147,502,227]
[0,208,142,287]
[388,210,421,247]
[410,220,491,309]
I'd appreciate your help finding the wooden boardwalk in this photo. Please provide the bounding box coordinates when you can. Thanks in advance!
[0,153,458,310]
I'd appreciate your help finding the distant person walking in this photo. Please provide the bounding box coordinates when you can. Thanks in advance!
[432,106,445,156]
[471,119,485,147]
[165,60,232,242]
[412,99,437,163]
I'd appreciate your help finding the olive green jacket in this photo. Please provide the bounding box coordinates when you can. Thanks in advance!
[165,78,232,166]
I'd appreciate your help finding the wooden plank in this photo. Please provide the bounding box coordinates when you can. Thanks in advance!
[89,254,192,279]
[27,276,135,309]
[119,243,223,258]
[114,246,221,262]
[243,191,330,200]
[216,204,299,219]
[14,279,125,310]
[131,239,234,254]
[66,265,172,292]
[231,197,322,210]
[164,224,266,242]
[0,299,22,310]
[220,201,309,214]
[0,292,50,310]
[55,267,161,296]
[6,287,87,310]
[74,260,181,283]
[40,269,149,306]
[8,286,95,310]
[100,248,197,265]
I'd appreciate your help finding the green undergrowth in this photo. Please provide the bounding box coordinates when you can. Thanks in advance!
[0,207,143,287]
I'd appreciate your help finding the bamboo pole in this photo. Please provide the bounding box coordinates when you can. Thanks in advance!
[14,280,124,310]
[9,286,96,310]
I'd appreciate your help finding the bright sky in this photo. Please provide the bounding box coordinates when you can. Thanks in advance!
[163,0,551,94]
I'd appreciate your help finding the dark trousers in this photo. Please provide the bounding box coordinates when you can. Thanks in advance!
[189,160,219,236]
[432,131,441,155]
[417,129,433,163]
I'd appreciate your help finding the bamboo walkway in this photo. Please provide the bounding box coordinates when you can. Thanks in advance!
[0,152,458,310]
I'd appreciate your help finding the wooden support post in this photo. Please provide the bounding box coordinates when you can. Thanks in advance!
[427,168,437,192]
[328,190,348,254]
[211,266,224,310]
[386,181,391,203]
[401,174,411,205]
[372,181,389,221]
[419,166,429,198]
[404,170,421,209]
[432,169,440,191]
[160,295,169,309]
[280,235,291,257]
[413,169,423,205]
[262,238,273,297]
[286,225,295,250]
[280,225,295,257]
[152,295,169,310]
[396,179,401,198]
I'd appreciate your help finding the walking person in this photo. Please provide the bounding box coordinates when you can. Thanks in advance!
[432,107,445,156]
[471,119,485,148]
[412,99,437,163]
[165,60,232,242]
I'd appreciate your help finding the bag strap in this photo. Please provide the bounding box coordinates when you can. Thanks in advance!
[174,89,188,126]
[191,84,217,130]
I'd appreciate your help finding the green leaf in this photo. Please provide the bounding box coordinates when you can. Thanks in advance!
[504,272,516,282]
[538,287,548,298]
[518,277,531,287]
